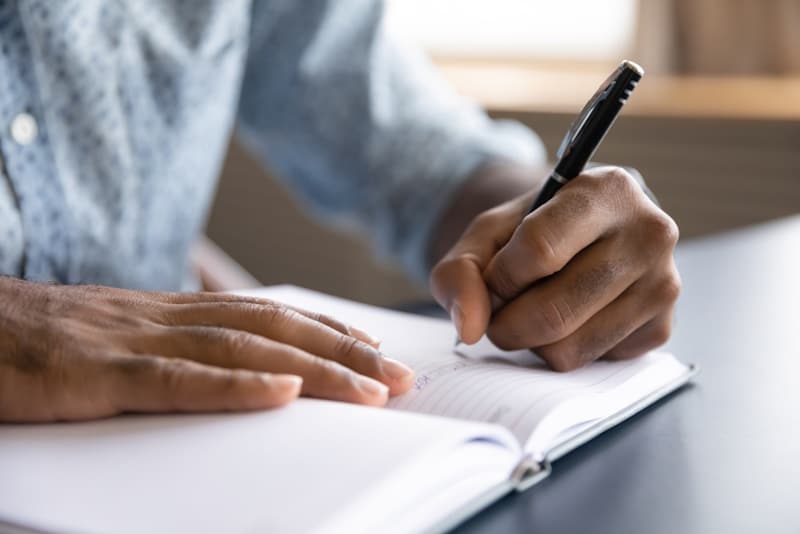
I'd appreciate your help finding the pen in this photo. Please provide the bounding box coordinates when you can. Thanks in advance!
[528,59,643,212]
[454,60,643,347]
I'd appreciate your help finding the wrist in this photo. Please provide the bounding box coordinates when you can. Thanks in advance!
[426,160,549,269]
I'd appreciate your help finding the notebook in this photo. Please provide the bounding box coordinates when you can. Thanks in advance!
[0,285,695,534]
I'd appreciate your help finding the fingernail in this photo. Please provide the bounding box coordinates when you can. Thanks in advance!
[347,325,381,347]
[450,302,465,335]
[357,376,389,398]
[380,357,413,380]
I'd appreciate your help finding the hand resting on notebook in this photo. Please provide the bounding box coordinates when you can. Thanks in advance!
[430,165,681,372]
[0,277,413,422]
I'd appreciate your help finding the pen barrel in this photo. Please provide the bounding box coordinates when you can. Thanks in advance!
[529,60,643,214]
[555,61,642,180]
[528,173,565,214]
[554,107,622,179]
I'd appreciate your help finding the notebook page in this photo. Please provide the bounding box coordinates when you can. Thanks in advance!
[389,339,684,447]
[0,399,517,534]
[243,287,688,447]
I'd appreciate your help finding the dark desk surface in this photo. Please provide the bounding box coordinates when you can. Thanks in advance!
[455,216,800,534]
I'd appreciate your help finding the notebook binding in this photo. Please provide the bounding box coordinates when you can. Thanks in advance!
[511,454,552,492]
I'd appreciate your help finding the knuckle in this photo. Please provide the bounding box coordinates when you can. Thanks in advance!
[487,262,519,301]
[156,359,188,407]
[184,326,253,358]
[625,166,644,182]
[655,275,682,305]
[316,313,348,334]
[471,209,494,229]
[604,167,637,193]
[151,303,182,326]
[332,334,362,363]
[238,301,265,318]
[219,329,254,355]
[472,207,504,231]
[308,354,347,384]
[535,298,573,343]
[520,225,562,275]
[457,210,496,246]
[219,370,242,405]
[259,303,299,331]
[642,212,680,250]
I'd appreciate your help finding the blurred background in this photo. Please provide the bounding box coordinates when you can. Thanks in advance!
[206,0,800,305]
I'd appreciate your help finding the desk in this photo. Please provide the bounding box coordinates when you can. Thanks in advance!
[455,216,800,533]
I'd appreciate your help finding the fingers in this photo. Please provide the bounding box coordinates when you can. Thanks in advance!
[76,286,381,348]
[130,326,397,406]
[486,235,646,350]
[85,287,410,404]
[501,271,680,371]
[483,168,642,302]
[430,201,527,344]
[109,354,302,414]
[477,167,680,370]
[153,302,413,395]
[604,312,675,361]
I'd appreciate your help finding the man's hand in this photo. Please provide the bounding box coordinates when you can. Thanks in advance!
[430,166,680,371]
[0,278,413,422]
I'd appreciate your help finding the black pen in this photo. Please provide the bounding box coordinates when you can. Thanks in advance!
[529,60,643,213]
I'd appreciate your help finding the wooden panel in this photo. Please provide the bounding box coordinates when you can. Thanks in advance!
[493,111,800,238]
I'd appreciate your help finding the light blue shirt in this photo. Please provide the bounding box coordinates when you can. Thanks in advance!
[0,0,544,290]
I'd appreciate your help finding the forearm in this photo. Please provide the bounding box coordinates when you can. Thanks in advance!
[426,161,549,269]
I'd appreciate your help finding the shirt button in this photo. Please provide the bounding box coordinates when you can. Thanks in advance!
[10,112,38,145]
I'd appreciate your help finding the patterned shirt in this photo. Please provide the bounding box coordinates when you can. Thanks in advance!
[0,0,544,290]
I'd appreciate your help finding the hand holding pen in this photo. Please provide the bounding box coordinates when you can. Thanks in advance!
[430,61,682,371]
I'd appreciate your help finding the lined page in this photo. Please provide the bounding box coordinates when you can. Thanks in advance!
[388,340,682,444]
[243,287,688,445]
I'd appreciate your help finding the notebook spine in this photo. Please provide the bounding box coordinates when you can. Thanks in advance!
[511,454,552,492]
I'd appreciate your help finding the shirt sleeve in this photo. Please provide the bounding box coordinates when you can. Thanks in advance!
[236,0,546,282]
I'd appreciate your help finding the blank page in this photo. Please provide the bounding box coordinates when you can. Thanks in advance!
[0,399,515,534]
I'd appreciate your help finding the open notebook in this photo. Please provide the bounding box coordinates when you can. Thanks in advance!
[0,286,695,534]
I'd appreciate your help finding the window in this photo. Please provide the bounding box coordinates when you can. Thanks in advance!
[386,0,637,63]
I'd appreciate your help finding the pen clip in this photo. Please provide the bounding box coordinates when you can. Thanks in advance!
[555,67,622,160]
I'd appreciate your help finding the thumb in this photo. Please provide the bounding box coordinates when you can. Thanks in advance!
[430,253,492,345]
[430,196,531,344]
